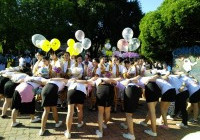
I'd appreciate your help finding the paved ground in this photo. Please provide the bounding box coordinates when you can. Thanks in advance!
[0,98,200,140]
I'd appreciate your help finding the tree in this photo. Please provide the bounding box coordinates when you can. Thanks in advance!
[0,0,143,57]
[139,0,200,62]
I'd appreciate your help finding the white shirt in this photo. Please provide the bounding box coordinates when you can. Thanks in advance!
[48,80,65,92]
[156,79,174,94]
[92,67,101,76]
[51,60,61,68]
[105,64,125,77]
[137,77,153,88]
[180,76,200,96]
[66,81,87,95]
[25,76,46,89]
[63,60,74,73]
[168,75,187,94]
[11,73,28,83]
[71,63,84,78]
[19,57,25,66]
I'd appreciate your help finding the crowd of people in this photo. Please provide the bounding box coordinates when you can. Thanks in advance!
[0,49,200,140]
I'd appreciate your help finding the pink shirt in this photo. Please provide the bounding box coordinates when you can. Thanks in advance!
[15,83,34,103]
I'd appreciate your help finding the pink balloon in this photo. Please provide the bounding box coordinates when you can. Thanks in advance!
[117,39,129,52]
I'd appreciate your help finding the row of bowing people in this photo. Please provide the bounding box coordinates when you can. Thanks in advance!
[0,62,200,140]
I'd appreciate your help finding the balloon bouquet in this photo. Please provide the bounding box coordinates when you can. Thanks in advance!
[66,30,92,56]
[32,34,61,53]
[117,27,140,52]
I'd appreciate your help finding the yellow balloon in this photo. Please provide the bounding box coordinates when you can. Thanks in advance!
[40,40,50,52]
[67,39,75,48]
[50,38,61,51]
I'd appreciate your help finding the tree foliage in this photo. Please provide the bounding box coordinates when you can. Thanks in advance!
[0,0,143,56]
[139,0,200,62]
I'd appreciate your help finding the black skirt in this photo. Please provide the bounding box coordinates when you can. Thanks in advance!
[4,80,19,98]
[12,91,35,114]
[0,76,9,94]
[161,88,176,102]
[41,83,58,107]
[145,82,161,103]
[189,89,200,103]
[67,89,86,104]
[96,84,114,107]
[124,85,141,113]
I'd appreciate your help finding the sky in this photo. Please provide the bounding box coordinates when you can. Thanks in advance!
[139,0,164,13]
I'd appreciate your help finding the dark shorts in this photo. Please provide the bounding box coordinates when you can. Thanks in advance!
[0,76,9,94]
[4,80,19,98]
[96,84,114,107]
[189,89,200,103]
[161,88,176,102]
[41,83,58,107]
[67,89,86,104]
[145,82,161,103]
[12,91,35,114]
[124,85,141,113]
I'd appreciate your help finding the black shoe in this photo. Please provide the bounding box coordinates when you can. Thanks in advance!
[1,115,8,119]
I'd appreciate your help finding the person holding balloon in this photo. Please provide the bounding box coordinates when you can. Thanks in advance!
[32,51,45,76]
[105,56,127,112]
[88,58,101,111]
[98,56,106,77]
[61,52,74,78]
[49,50,62,78]
[71,55,84,79]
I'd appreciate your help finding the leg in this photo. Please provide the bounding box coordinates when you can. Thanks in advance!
[76,104,83,124]
[147,102,157,133]
[41,107,50,131]
[160,101,171,126]
[1,98,12,116]
[98,106,104,133]
[11,109,18,123]
[51,106,59,123]
[66,104,74,133]
[192,103,199,120]
[104,107,111,124]
[126,113,134,135]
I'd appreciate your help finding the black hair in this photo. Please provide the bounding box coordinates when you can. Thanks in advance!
[93,58,100,63]
[37,51,45,56]
[64,51,70,56]
[124,60,130,64]
[43,56,50,61]
[76,54,83,59]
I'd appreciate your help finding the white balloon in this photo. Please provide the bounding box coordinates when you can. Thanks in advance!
[74,42,83,54]
[82,38,91,50]
[105,43,111,50]
[32,34,46,48]
[122,27,134,41]
[75,30,85,42]
[112,47,116,52]
[128,38,140,51]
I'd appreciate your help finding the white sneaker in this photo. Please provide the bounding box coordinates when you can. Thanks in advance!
[96,130,103,138]
[30,117,41,123]
[64,130,71,138]
[55,121,62,128]
[77,121,84,128]
[144,130,157,137]
[123,133,135,140]
[11,122,20,127]
[156,119,162,125]
[167,115,174,120]
[176,123,188,128]
[39,129,45,136]
[139,121,148,127]
[120,123,128,129]
[102,123,107,129]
